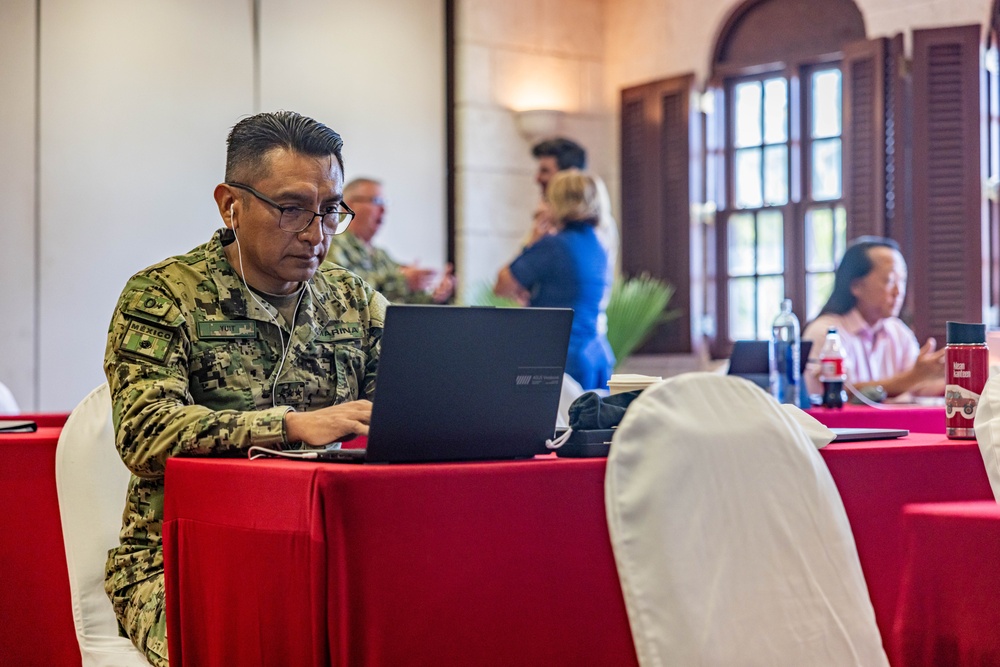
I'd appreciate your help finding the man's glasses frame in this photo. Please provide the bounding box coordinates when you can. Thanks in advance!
[226,182,355,235]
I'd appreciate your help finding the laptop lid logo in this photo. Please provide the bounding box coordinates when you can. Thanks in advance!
[516,367,563,389]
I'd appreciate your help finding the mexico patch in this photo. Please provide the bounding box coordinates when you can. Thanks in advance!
[120,319,175,362]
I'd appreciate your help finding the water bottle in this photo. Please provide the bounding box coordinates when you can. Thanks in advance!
[818,327,848,409]
[769,299,801,405]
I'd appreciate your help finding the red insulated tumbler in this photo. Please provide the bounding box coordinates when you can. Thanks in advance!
[945,321,988,440]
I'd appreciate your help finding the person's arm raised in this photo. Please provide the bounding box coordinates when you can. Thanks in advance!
[494,266,529,303]
[431,263,456,303]
[852,337,946,398]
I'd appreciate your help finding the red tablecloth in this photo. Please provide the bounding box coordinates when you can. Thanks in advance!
[0,427,80,667]
[0,412,70,429]
[164,456,638,667]
[807,404,944,433]
[893,501,1000,666]
[819,434,993,664]
[163,433,992,666]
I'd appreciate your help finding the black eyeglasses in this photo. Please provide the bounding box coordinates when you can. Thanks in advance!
[226,182,355,235]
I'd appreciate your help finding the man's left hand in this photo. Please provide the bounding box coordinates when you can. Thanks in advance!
[431,263,455,303]
[400,264,436,292]
[284,400,373,446]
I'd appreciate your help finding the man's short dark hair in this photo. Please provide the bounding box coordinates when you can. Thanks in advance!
[531,138,586,170]
[225,111,345,184]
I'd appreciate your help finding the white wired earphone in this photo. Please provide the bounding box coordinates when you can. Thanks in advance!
[230,202,306,408]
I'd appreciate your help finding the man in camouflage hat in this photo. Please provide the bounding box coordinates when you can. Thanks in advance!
[103,111,385,666]
[326,177,455,303]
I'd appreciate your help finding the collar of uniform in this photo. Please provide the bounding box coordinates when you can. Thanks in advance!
[207,228,317,331]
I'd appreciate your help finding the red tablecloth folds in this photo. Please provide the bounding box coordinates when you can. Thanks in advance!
[164,456,638,667]
[894,501,1000,666]
[0,412,70,429]
[820,433,992,662]
[5,399,985,666]
[163,430,994,666]
[806,404,944,434]
[0,425,81,667]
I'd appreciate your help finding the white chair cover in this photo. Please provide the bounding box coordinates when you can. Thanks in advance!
[55,383,148,666]
[605,373,887,667]
[975,374,1000,500]
[0,379,19,414]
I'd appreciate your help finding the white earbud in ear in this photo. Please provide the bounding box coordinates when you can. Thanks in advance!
[230,204,237,229]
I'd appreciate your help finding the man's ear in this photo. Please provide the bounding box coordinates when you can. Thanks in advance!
[213,183,239,229]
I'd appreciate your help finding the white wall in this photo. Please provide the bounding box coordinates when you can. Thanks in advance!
[1,0,446,411]
[0,0,37,414]
[453,0,616,303]
[36,0,253,412]
[259,0,446,269]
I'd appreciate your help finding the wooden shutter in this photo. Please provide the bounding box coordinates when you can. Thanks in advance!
[988,27,1000,323]
[843,37,888,239]
[911,24,986,344]
[620,73,701,353]
[842,35,906,244]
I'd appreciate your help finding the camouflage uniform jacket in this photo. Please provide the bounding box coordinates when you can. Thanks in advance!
[326,231,431,303]
[103,228,386,598]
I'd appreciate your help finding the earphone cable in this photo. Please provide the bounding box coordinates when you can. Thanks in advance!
[232,227,304,408]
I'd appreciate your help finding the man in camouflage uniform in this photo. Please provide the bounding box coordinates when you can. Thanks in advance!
[326,177,454,303]
[103,111,386,666]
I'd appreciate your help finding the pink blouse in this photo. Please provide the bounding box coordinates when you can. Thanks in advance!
[801,309,920,395]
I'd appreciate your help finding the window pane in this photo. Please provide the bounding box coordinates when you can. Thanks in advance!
[734,81,762,148]
[811,138,842,200]
[727,213,755,276]
[811,69,842,139]
[834,204,847,261]
[806,272,835,321]
[735,148,763,208]
[756,210,784,274]
[763,78,788,144]
[757,276,784,340]
[763,145,788,205]
[729,277,757,340]
[805,207,834,271]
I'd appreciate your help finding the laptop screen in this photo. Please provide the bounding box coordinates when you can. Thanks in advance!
[727,340,812,394]
[727,340,812,375]
[365,305,573,463]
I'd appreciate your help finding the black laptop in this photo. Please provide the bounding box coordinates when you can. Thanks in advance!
[727,340,813,384]
[319,305,573,463]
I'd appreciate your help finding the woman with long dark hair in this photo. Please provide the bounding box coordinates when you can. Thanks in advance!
[802,236,945,398]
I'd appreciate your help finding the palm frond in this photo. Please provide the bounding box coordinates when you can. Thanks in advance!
[465,281,522,308]
[606,274,678,367]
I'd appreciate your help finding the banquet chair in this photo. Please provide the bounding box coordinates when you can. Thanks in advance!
[55,383,147,666]
[605,372,888,667]
[975,374,1000,501]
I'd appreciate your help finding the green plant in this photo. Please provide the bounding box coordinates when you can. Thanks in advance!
[467,275,676,369]
[606,274,678,367]
[467,281,522,308]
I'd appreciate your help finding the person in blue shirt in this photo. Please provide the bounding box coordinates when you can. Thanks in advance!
[494,169,614,390]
